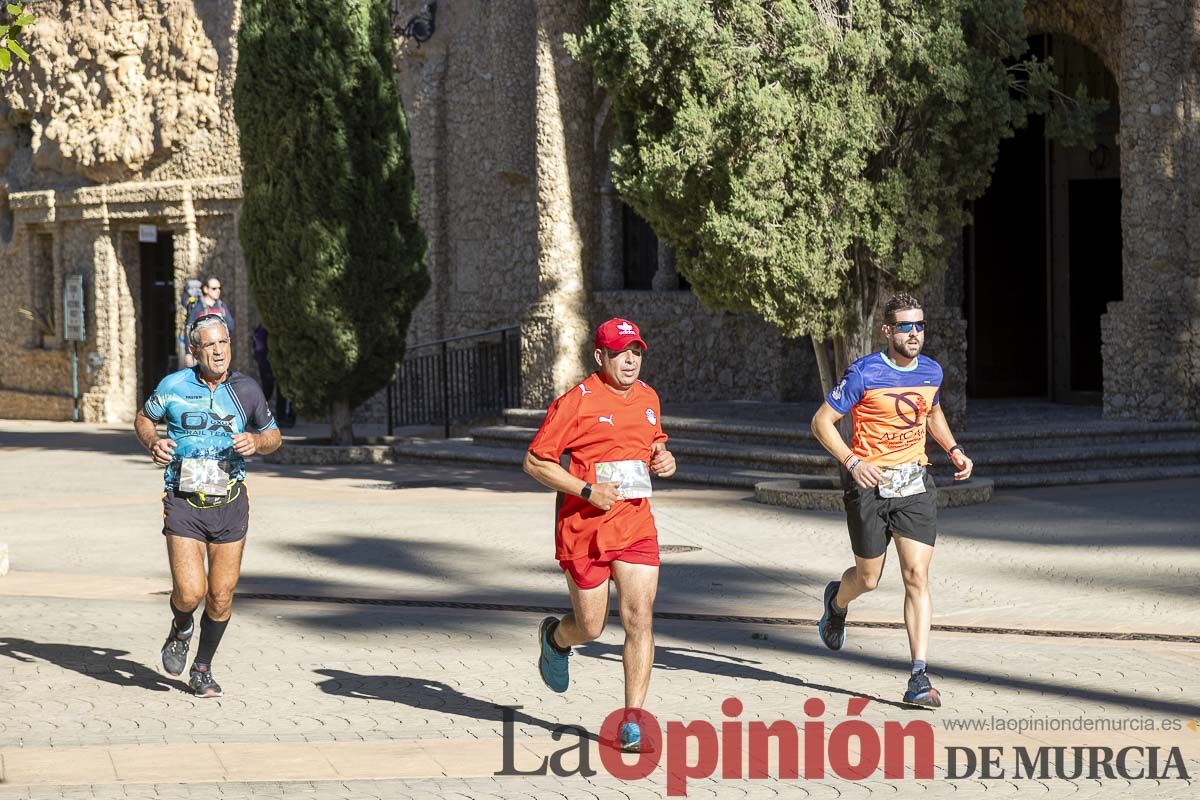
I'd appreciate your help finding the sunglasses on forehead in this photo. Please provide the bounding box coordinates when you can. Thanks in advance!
[890,321,926,333]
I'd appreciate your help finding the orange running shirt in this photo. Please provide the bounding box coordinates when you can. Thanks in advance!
[826,351,943,467]
[528,372,668,560]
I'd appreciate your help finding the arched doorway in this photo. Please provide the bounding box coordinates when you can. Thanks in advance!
[966,33,1121,403]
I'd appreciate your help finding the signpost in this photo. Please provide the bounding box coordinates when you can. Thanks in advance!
[63,275,85,421]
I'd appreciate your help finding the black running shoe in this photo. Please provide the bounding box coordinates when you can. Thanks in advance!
[818,581,847,651]
[903,670,942,707]
[160,625,192,677]
[188,664,223,698]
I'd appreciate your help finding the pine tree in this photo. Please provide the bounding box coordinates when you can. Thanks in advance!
[236,0,429,443]
[571,0,1100,385]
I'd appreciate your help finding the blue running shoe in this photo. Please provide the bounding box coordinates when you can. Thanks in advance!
[537,616,570,693]
[818,580,847,651]
[903,670,942,707]
[620,722,642,753]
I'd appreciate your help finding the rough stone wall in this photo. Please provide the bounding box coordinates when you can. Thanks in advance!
[1026,0,1122,74]
[394,0,540,345]
[0,2,248,423]
[0,0,238,185]
[1103,0,1200,420]
[591,291,820,403]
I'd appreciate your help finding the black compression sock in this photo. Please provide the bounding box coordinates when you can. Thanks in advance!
[547,620,571,654]
[170,600,194,638]
[194,613,229,667]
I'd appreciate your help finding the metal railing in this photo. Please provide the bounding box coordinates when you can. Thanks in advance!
[387,326,521,437]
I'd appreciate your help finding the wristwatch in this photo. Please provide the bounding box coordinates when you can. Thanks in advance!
[580,483,593,500]
[949,445,965,456]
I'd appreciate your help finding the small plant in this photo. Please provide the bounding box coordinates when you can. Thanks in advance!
[0,3,34,71]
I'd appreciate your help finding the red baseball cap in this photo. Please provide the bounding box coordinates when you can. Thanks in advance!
[595,318,648,351]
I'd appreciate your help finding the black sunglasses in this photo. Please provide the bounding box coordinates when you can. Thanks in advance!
[891,321,926,333]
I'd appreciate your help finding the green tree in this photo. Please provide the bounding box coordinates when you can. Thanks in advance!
[236,0,429,444]
[0,3,35,72]
[571,0,1100,387]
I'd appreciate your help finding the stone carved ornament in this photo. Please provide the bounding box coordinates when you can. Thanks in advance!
[0,0,221,182]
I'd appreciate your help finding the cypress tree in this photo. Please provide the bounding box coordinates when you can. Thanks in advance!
[235,0,429,443]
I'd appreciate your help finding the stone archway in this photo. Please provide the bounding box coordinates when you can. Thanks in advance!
[966,31,1122,404]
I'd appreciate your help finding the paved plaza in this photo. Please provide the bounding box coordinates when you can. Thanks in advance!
[0,421,1197,798]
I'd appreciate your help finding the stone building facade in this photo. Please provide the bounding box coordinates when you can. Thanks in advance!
[1,0,1197,425]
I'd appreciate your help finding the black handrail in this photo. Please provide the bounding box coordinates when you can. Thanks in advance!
[387,325,521,438]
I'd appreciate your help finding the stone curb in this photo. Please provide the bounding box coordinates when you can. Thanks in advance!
[754,477,995,511]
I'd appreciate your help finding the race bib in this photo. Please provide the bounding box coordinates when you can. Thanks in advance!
[596,460,653,499]
[178,458,231,496]
[877,462,927,499]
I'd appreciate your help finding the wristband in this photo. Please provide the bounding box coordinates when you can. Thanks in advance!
[841,453,857,468]
[949,445,965,456]
[580,483,593,500]
[847,457,862,473]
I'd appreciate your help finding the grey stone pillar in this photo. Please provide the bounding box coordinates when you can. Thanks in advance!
[919,246,968,429]
[521,0,595,407]
[1102,0,1200,420]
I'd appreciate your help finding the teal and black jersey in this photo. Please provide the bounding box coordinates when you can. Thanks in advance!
[143,368,278,491]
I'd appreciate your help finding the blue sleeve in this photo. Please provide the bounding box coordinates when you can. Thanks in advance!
[931,362,944,406]
[143,376,171,421]
[826,363,865,414]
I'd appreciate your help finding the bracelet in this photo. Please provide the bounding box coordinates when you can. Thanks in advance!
[948,445,965,456]
[841,453,856,468]
[847,457,862,473]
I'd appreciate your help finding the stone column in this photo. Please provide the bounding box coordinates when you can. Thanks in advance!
[1102,0,1200,420]
[919,247,969,429]
[651,242,679,292]
[521,0,595,406]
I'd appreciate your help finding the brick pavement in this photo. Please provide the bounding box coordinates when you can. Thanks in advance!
[0,421,1197,798]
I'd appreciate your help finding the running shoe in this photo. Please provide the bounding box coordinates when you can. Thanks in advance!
[160,625,192,676]
[903,670,942,707]
[188,664,223,699]
[818,580,847,651]
[537,616,570,693]
[620,722,642,753]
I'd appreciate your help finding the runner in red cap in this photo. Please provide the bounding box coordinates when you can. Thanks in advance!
[523,317,676,753]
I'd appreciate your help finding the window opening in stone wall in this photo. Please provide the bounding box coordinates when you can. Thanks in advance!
[621,203,658,290]
[28,233,55,347]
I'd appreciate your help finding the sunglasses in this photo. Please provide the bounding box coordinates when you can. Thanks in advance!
[890,321,926,333]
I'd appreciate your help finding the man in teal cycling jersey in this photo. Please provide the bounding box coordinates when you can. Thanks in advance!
[134,313,282,698]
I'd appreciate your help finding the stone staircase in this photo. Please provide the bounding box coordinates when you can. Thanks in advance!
[388,400,1200,509]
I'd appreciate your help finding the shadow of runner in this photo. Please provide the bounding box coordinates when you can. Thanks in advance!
[314,669,598,740]
[0,638,187,692]
[577,641,927,713]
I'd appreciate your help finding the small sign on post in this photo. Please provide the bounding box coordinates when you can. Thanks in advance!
[138,224,158,243]
[63,274,85,342]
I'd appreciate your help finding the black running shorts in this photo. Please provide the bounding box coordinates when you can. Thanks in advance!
[842,471,937,559]
[162,483,250,545]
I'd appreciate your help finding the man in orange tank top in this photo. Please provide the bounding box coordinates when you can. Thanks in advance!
[811,294,974,707]
[523,318,676,753]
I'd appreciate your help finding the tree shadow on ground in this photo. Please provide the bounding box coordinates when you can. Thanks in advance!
[0,428,147,458]
[0,638,187,693]
[313,669,595,739]
[577,641,924,713]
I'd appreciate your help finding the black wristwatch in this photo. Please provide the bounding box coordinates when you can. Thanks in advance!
[580,483,593,500]
[949,445,965,456]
